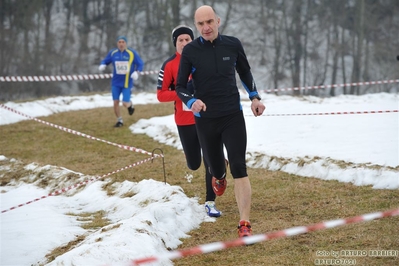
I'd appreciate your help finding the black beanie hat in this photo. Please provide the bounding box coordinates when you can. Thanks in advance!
[172,25,194,47]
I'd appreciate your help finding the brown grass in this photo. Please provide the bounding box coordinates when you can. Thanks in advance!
[0,100,398,266]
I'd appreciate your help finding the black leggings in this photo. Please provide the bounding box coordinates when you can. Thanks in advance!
[177,124,215,201]
[195,110,247,179]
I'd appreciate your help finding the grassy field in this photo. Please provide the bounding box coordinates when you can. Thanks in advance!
[0,101,398,266]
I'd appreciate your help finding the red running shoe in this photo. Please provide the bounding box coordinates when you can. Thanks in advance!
[210,159,229,196]
[212,176,227,196]
[237,220,252,237]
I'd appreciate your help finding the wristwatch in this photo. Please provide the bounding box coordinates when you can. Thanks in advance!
[250,94,261,101]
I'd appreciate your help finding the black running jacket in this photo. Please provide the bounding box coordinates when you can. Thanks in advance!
[176,34,260,118]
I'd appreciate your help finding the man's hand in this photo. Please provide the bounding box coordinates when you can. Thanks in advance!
[251,99,265,117]
[191,99,207,113]
[131,71,139,80]
[98,64,106,72]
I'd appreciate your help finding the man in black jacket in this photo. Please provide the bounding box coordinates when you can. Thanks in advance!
[176,5,266,237]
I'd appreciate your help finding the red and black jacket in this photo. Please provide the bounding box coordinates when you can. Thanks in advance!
[157,52,194,126]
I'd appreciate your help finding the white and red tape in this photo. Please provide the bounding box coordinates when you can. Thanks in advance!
[0,104,162,214]
[1,74,398,94]
[0,71,158,82]
[130,208,399,265]
[262,110,398,116]
[0,104,156,157]
[260,79,399,93]
[1,156,156,214]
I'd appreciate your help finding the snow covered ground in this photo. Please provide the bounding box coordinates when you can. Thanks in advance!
[1,92,398,265]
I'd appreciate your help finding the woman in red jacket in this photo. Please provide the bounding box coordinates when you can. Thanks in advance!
[157,25,221,217]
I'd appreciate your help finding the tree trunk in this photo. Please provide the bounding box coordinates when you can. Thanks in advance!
[219,1,232,34]
[302,0,312,93]
[171,0,180,26]
[320,25,331,96]
[350,0,365,95]
[330,21,339,97]
[282,1,294,91]
[292,0,303,95]
[43,0,53,74]
[270,2,282,93]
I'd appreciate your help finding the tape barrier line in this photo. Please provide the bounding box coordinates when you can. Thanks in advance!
[261,79,399,93]
[1,74,397,95]
[258,110,399,117]
[0,104,163,214]
[0,104,156,157]
[0,71,159,82]
[1,156,156,214]
[0,74,112,82]
[129,208,399,265]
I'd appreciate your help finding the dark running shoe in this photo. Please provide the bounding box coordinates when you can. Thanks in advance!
[238,220,252,237]
[128,105,135,115]
[114,121,123,127]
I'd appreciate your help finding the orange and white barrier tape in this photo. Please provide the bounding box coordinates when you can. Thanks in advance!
[261,79,399,93]
[0,104,156,156]
[130,208,399,265]
[0,71,158,82]
[0,104,163,214]
[1,74,397,95]
[261,110,398,117]
[0,74,112,82]
[1,156,156,214]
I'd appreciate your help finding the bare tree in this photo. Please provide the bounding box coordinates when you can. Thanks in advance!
[350,0,365,95]
[282,0,303,95]
[1,0,398,101]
